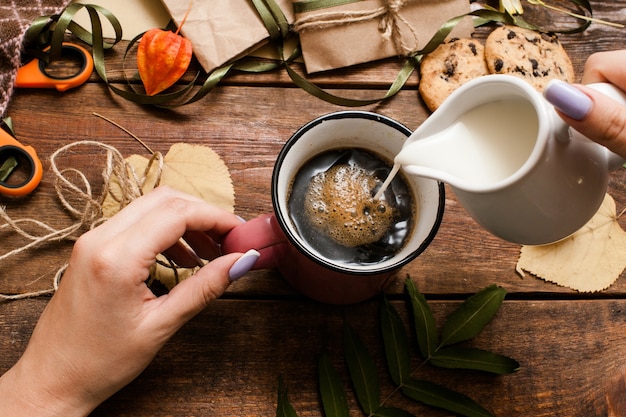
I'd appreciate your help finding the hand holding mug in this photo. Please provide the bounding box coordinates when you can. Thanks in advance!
[0,187,258,416]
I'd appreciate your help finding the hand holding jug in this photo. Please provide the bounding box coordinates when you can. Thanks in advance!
[396,74,626,245]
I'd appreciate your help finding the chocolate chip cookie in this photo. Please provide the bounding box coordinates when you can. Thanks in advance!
[485,25,575,91]
[418,38,489,111]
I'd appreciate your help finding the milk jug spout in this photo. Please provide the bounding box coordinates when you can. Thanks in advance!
[398,96,540,192]
[397,74,626,245]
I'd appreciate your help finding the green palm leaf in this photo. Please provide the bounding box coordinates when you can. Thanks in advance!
[374,406,417,417]
[0,156,17,182]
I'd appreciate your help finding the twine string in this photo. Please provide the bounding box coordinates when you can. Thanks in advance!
[0,141,162,301]
[292,0,419,55]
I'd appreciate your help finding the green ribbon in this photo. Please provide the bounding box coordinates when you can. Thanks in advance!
[254,0,417,106]
[24,3,121,64]
[293,0,364,13]
[23,0,595,108]
[0,118,17,183]
[0,157,18,183]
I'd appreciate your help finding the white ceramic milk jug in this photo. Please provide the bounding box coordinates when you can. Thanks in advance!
[397,74,626,245]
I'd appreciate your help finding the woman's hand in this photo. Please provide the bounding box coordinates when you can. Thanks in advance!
[544,50,626,159]
[0,187,258,416]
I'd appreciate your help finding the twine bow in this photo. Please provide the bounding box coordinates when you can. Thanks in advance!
[292,0,419,56]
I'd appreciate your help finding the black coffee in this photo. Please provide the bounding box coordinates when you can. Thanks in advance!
[287,148,415,265]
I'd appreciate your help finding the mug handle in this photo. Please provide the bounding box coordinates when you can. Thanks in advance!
[221,213,287,270]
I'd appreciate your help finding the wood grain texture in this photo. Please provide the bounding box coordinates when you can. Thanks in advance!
[4,83,626,297]
[1,298,625,416]
[2,2,626,415]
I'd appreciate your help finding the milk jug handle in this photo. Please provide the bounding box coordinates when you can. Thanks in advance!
[607,151,625,171]
[588,82,626,104]
[586,83,626,170]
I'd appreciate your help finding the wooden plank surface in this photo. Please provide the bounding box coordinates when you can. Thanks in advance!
[2,1,626,415]
[2,298,626,416]
[4,83,626,297]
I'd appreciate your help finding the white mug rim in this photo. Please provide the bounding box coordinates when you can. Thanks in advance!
[271,111,445,275]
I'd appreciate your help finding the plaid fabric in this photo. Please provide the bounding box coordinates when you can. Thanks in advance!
[0,0,71,117]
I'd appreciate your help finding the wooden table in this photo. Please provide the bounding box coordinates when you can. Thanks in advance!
[2,2,626,416]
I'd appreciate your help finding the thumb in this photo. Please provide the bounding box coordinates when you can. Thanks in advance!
[545,80,626,159]
[156,250,260,329]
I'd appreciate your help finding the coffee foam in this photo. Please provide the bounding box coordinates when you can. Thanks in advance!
[303,164,395,247]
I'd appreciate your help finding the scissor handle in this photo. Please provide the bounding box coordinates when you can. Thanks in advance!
[15,43,94,92]
[0,129,43,197]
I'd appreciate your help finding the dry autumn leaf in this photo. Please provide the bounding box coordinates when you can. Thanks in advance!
[517,193,626,292]
[500,0,523,14]
[103,143,234,218]
[149,255,197,290]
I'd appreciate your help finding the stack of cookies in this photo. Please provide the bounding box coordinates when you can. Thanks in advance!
[418,25,575,111]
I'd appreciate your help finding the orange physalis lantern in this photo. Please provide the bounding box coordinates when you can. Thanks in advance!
[137,6,193,96]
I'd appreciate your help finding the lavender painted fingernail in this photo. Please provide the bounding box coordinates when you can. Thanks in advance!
[228,249,260,281]
[544,80,593,120]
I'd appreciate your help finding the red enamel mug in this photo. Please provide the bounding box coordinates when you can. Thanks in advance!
[222,111,445,304]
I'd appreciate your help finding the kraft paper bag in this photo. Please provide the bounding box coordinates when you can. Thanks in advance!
[292,0,474,73]
[71,0,171,40]
[160,0,295,73]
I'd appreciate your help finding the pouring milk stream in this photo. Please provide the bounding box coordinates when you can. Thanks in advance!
[375,74,626,245]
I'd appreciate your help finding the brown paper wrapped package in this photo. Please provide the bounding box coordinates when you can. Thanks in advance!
[160,0,295,73]
[292,0,474,73]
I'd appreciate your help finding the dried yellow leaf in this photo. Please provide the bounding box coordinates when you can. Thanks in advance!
[103,143,234,218]
[517,193,626,292]
[499,0,523,14]
[149,254,198,290]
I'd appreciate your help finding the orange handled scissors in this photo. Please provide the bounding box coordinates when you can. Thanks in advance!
[2,42,93,196]
[15,42,93,91]
[0,126,43,197]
